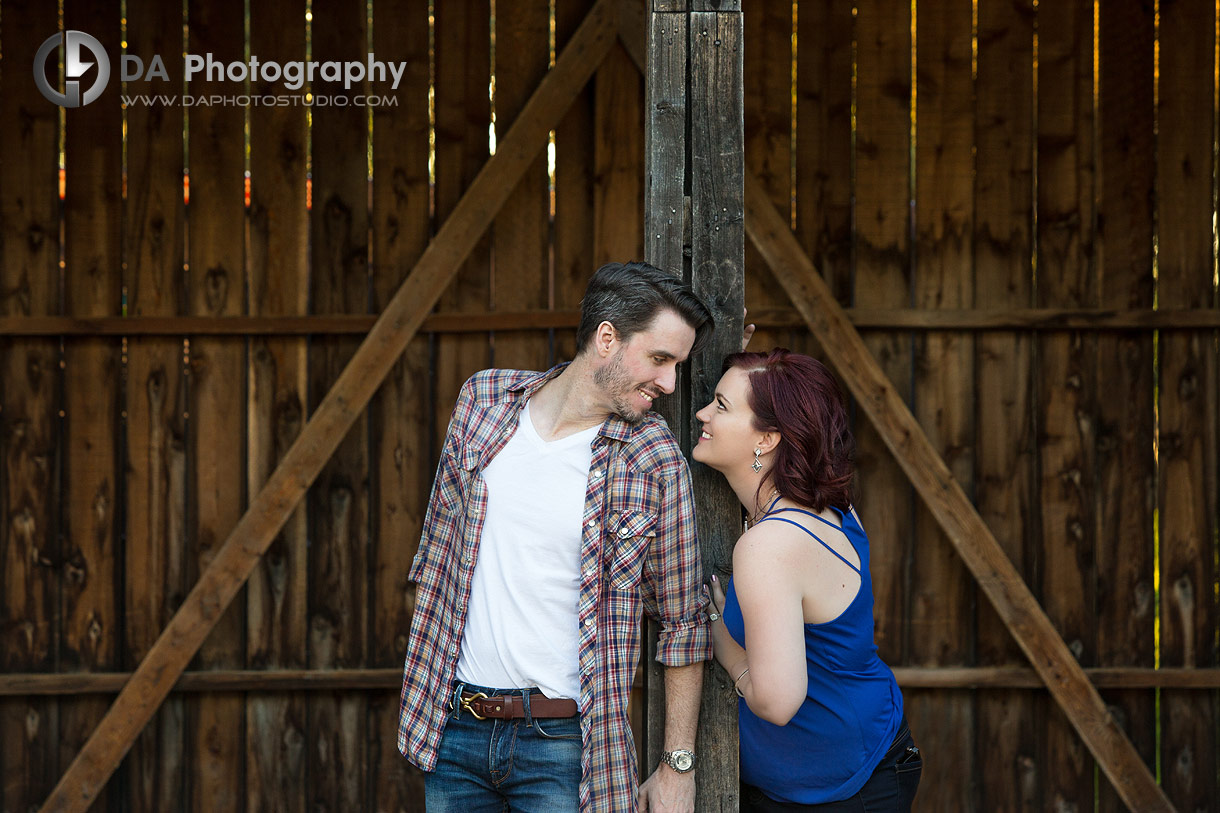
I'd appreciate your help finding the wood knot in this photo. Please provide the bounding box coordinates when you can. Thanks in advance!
[64,548,88,585]
[1175,744,1193,780]
[27,222,47,252]
[25,705,41,741]
[1173,574,1194,610]
[204,264,229,313]
[87,612,103,644]
[1178,368,1198,399]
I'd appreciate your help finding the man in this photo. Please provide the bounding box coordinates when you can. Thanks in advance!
[398,261,714,812]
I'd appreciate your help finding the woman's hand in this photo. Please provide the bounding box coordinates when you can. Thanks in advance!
[709,573,727,619]
[742,307,755,351]
[708,574,746,677]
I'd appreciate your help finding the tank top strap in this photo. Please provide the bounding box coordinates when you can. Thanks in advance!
[771,505,844,533]
[753,515,862,575]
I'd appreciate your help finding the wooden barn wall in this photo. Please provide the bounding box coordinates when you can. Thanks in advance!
[0,1,1217,811]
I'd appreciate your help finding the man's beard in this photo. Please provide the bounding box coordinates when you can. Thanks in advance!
[594,351,649,425]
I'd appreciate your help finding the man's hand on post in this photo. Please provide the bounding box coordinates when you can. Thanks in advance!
[637,763,695,813]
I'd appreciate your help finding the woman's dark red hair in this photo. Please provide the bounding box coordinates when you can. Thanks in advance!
[724,349,855,512]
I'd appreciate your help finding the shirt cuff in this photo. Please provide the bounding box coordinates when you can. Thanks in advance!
[654,615,714,666]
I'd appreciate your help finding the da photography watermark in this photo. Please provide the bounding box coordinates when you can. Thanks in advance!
[34,30,111,108]
[34,29,407,108]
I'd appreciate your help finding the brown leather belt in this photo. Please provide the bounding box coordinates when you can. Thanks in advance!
[455,691,578,720]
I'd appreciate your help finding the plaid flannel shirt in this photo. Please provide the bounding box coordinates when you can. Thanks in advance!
[398,364,711,812]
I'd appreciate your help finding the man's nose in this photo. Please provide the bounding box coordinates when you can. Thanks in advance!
[656,366,677,394]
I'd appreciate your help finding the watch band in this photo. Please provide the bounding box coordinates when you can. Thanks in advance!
[661,749,696,773]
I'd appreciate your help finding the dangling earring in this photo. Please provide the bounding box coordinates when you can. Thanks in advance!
[751,448,763,473]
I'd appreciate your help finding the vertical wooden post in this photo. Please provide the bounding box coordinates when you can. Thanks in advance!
[645,1,744,809]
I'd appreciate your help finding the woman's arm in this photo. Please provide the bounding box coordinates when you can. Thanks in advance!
[711,526,809,725]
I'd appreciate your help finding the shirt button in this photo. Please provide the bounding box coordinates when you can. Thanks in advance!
[591,468,603,479]
[587,519,598,529]
[618,526,630,537]
[584,618,594,627]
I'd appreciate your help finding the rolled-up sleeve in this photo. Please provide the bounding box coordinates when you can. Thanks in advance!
[643,461,713,666]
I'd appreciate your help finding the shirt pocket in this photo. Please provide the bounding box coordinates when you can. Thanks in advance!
[433,440,482,516]
[605,509,657,589]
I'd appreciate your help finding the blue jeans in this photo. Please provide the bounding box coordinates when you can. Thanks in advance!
[741,719,922,812]
[423,682,582,813]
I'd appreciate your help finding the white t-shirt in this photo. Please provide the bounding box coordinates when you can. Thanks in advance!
[454,400,600,699]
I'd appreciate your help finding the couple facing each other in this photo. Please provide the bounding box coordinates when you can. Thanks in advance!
[399,261,922,812]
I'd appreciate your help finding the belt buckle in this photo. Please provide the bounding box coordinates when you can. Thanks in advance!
[458,691,489,720]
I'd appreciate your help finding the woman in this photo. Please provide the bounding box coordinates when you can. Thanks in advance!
[695,349,921,811]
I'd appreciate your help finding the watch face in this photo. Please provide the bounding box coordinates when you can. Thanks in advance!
[671,751,694,772]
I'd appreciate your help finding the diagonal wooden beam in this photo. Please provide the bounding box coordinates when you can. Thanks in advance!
[742,176,1175,813]
[39,2,620,809]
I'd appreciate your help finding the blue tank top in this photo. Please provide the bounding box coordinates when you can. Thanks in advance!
[723,505,903,804]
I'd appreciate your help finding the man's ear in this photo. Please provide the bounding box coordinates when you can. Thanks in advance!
[595,320,618,357]
[757,430,781,456]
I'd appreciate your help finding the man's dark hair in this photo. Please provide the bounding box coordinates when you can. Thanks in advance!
[575,261,713,356]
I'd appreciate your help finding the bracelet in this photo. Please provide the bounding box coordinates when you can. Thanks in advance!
[732,667,750,698]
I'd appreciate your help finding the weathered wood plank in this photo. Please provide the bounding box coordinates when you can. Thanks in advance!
[745,170,1174,812]
[185,3,248,810]
[641,12,686,279]
[243,25,308,813]
[58,6,123,810]
[853,0,913,669]
[742,0,793,355]
[433,0,492,452]
[1095,5,1158,810]
[10,664,1220,695]
[1,2,63,808]
[493,0,551,372]
[687,12,744,812]
[39,4,619,807]
[908,2,975,808]
[370,0,432,807]
[593,42,644,266]
[1157,0,1220,809]
[245,1,310,810]
[307,2,373,809]
[8,306,1220,338]
[554,0,598,361]
[118,0,189,808]
[973,0,1038,808]
[795,0,852,312]
[1036,1,1099,807]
